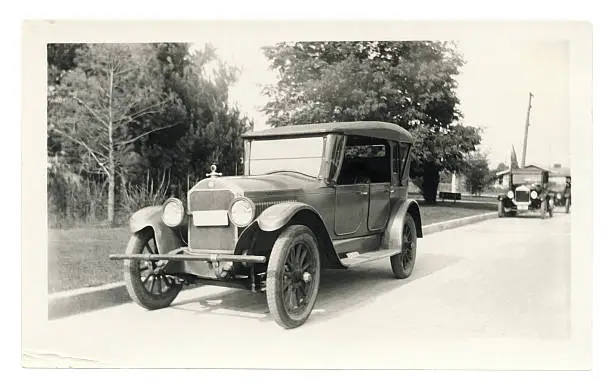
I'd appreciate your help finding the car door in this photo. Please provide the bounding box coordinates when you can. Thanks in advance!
[367,182,391,231]
[334,184,369,236]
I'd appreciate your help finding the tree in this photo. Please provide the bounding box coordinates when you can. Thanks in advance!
[261,41,481,203]
[493,162,509,173]
[48,44,180,224]
[463,151,491,195]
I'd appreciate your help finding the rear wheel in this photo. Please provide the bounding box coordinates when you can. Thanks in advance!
[266,225,321,329]
[124,230,182,310]
[390,214,417,279]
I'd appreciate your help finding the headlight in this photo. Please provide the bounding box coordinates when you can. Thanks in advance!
[530,191,538,199]
[161,198,185,227]
[506,191,514,199]
[557,193,562,199]
[228,197,255,227]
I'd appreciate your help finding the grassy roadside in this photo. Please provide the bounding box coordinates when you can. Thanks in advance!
[48,203,494,293]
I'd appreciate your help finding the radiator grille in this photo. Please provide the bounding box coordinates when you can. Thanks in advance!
[514,190,530,202]
[188,189,235,251]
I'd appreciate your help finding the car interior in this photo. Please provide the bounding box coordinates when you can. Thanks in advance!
[337,136,391,185]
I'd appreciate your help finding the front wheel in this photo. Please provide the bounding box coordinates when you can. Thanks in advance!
[266,225,321,329]
[565,198,571,213]
[390,214,417,279]
[124,230,182,310]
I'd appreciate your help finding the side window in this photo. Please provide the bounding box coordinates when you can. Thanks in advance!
[337,136,391,185]
[397,143,410,186]
[327,135,346,182]
[392,142,400,185]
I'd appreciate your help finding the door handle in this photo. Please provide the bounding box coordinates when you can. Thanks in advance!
[358,191,369,196]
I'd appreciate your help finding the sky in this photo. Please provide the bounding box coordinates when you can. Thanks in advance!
[195,39,571,170]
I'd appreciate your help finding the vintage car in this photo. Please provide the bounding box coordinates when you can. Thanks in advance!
[497,167,555,218]
[110,121,423,329]
[550,173,571,213]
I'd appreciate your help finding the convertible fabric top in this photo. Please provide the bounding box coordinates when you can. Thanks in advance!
[242,121,414,143]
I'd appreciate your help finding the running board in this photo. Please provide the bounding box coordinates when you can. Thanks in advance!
[340,248,401,268]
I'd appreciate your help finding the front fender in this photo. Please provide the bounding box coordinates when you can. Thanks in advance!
[256,201,317,232]
[237,202,344,269]
[129,206,185,253]
[382,199,422,250]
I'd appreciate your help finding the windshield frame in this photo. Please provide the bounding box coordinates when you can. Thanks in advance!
[511,172,544,186]
[244,135,328,178]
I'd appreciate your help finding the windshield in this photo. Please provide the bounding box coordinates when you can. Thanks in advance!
[548,176,567,191]
[513,173,543,185]
[248,136,325,177]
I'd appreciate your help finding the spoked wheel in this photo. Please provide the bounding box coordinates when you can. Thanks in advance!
[124,230,182,310]
[390,214,417,279]
[266,225,321,329]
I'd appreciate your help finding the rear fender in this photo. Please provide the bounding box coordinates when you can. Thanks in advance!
[129,206,185,253]
[235,202,345,269]
[382,199,423,250]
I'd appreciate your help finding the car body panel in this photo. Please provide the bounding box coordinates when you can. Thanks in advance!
[333,184,369,236]
[128,206,185,253]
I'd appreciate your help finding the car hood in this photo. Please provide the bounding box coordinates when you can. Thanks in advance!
[190,172,322,198]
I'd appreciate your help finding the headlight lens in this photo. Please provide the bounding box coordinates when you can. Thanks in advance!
[530,191,538,199]
[557,193,562,199]
[507,190,514,199]
[228,197,255,227]
[161,198,185,227]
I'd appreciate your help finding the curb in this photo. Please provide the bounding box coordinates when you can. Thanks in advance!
[422,212,498,235]
[48,211,498,319]
[48,282,130,319]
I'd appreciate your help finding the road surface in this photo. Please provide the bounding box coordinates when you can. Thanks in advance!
[26,212,573,369]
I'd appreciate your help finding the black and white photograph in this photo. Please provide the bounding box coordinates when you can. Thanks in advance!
[21,20,592,370]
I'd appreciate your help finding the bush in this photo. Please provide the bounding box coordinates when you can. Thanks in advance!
[47,162,107,228]
[118,171,170,223]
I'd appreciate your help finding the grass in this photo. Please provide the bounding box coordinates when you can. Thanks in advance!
[47,202,494,293]
[419,203,492,226]
[48,227,130,293]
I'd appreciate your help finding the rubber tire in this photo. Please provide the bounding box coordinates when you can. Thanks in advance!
[266,225,321,329]
[124,231,182,310]
[390,214,417,279]
[498,201,505,218]
[565,198,571,213]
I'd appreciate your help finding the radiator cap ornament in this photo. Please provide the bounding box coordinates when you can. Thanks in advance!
[206,164,222,178]
[206,164,222,188]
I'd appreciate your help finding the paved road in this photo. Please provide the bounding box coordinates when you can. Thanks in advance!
[27,211,572,369]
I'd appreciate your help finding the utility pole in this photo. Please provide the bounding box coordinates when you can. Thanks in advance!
[521,92,534,168]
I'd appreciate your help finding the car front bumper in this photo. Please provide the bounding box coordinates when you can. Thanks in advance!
[110,247,266,263]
